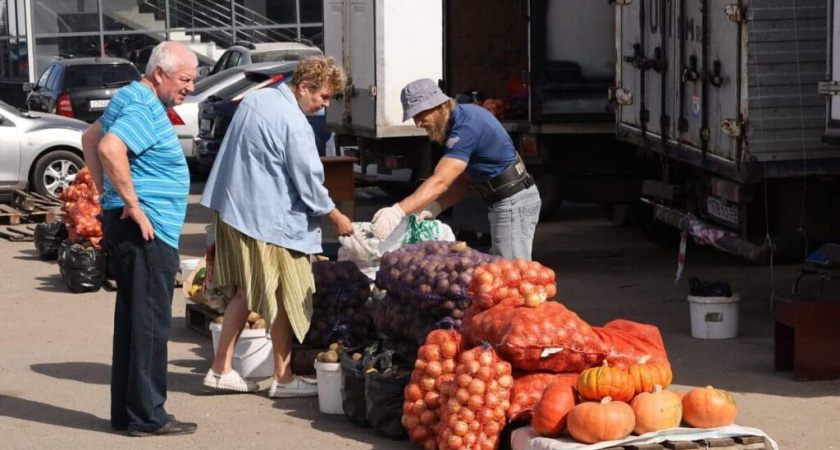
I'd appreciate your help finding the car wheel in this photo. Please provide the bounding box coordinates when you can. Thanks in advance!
[31,150,84,199]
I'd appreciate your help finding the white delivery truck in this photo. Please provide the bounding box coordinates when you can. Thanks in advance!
[323,0,657,233]
[614,0,840,262]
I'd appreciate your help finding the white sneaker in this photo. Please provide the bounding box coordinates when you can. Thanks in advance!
[202,369,259,394]
[268,376,318,398]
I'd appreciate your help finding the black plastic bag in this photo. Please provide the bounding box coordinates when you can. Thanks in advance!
[340,343,378,428]
[364,348,410,440]
[58,239,108,293]
[689,277,732,298]
[34,221,68,261]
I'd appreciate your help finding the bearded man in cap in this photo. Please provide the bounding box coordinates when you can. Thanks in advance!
[371,78,541,260]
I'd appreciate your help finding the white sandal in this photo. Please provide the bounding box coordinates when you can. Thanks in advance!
[268,376,317,398]
[203,369,259,394]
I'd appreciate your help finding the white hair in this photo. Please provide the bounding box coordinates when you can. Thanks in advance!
[145,41,198,78]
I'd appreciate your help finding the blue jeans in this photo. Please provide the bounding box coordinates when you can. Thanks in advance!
[487,185,541,260]
[102,209,179,432]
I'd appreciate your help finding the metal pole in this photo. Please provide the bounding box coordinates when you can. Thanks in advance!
[97,0,104,56]
[230,0,236,44]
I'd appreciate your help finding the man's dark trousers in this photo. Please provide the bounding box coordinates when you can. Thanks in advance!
[103,209,179,433]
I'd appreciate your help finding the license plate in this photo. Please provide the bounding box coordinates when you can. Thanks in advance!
[89,99,110,109]
[706,196,739,227]
[199,119,211,133]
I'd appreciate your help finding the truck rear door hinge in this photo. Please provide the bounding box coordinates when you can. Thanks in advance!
[369,85,377,97]
[609,0,632,5]
[724,4,745,23]
[608,87,633,105]
[818,81,840,96]
[722,119,745,138]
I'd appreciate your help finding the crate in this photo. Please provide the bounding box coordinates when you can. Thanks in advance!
[185,302,220,338]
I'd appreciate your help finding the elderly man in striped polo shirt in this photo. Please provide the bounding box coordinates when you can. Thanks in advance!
[81,41,198,437]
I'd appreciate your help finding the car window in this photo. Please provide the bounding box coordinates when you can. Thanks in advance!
[250,49,322,64]
[212,52,230,74]
[46,66,62,91]
[36,65,54,89]
[227,51,242,69]
[65,64,141,89]
[191,68,245,96]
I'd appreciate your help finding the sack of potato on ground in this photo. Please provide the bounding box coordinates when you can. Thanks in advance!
[305,261,376,348]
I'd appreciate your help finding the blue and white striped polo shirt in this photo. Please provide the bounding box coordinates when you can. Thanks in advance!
[99,81,190,250]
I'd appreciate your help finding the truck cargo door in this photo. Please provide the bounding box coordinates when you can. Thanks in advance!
[674,0,704,150]
[703,0,742,161]
[824,0,840,140]
[616,0,674,141]
[323,0,377,135]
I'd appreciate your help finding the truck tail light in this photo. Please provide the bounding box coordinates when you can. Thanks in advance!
[519,133,537,158]
[57,94,74,117]
[167,108,185,125]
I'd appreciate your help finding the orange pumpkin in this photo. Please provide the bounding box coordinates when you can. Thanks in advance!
[628,356,673,395]
[567,397,635,444]
[682,386,738,428]
[532,380,577,437]
[630,385,682,435]
[577,360,635,402]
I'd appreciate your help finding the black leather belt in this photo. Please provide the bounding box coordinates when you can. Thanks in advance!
[474,154,534,204]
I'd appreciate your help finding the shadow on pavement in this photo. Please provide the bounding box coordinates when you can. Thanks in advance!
[0,394,117,435]
[29,362,206,396]
[33,274,69,293]
[279,400,415,450]
[12,248,44,262]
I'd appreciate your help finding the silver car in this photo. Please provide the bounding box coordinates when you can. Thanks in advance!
[170,61,304,159]
[0,100,88,199]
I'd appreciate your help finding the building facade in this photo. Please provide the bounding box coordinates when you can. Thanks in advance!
[0,0,323,105]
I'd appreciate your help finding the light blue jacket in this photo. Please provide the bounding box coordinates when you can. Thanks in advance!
[200,83,335,255]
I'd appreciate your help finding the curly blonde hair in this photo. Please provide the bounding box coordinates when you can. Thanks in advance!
[290,56,346,94]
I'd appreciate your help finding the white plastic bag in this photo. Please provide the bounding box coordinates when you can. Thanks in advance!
[337,222,382,279]
[378,215,456,254]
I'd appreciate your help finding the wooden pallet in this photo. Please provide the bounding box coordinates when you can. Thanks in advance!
[12,189,63,212]
[0,204,22,225]
[602,436,766,450]
[0,225,36,242]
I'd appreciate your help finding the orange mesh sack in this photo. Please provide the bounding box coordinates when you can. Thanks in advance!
[437,344,513,450]
[462,297,609,373]
[468,259,557,309]
[403,330,464,450]
[507,372,580,423]
[593,319,669,369]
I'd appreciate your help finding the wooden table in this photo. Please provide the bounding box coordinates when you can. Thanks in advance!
[774,294,840,381]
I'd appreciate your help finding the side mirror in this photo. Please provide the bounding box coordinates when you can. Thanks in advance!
[198,66,210,76]
[22,82,33,93]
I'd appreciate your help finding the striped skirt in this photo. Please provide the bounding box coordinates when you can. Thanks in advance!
[213,214,315,344]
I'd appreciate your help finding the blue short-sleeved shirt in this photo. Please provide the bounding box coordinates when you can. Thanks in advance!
[442,104,516,184]
[98,81,190,250]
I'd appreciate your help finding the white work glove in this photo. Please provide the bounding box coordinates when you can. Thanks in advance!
[372,203,405,239]
[417,201,442,222]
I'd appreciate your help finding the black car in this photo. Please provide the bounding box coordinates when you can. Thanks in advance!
[25,57,142,123]
[194,61,330,170]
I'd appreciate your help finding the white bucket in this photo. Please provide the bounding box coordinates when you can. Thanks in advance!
[314,360,343,415]
[209,322,274,378]
[180,258,201,279]
[687,293,740,339]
